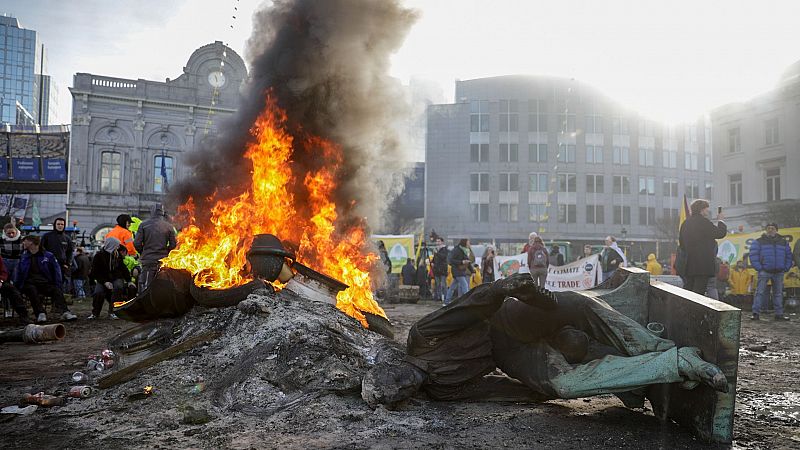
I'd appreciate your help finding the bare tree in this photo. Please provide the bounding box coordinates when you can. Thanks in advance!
[765,200,800,229]
[654,214,680,242]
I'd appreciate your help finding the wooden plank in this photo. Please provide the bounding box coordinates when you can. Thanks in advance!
[98,330,220,389]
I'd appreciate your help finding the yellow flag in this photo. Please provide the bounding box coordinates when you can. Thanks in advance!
[678,194,690,234]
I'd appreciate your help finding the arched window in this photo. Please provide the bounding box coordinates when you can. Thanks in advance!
[100,151,122,193]
[154,154,174,193]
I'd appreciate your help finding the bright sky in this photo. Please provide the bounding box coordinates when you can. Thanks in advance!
[3,0,800,125]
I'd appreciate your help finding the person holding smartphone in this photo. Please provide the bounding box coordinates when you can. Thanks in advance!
[678,199,727,295]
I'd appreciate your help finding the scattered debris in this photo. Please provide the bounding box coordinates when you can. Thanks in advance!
[181,407,213,425]
[0,405,37,415]
[21,392,65,407]
[98,331,220,389]
[0,324,66,344]
[68,386,92,399]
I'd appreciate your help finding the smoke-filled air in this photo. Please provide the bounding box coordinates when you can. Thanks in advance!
[171,0,419,230]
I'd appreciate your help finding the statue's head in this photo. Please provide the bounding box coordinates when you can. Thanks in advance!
[552,326,589,364]
[361,360,427,409]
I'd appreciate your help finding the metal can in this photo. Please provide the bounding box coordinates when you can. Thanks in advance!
[71,371,88,383]
[69,386,92,399]
[86,359,105,372]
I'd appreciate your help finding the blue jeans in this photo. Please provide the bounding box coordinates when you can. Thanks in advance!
[445,276,469,304]
[434,275,448,302]
[73,278,87,298]
[4,259,19,281]
[754,271,784,315]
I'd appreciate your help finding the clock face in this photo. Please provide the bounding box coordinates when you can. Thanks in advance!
[208,71,226,88]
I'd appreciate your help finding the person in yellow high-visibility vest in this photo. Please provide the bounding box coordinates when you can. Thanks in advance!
[728,260,753,310]
[469,264,482,289]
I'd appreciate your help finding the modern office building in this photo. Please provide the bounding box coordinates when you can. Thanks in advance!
[0,15,55,126]
[34,74,58,125]
[710,60,800,231]
[67,41,247,238]
[425,76,713,260]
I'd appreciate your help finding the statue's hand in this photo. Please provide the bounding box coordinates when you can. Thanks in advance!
[493,273,558,310]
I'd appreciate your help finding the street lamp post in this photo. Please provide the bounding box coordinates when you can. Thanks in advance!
[620,227,628,263]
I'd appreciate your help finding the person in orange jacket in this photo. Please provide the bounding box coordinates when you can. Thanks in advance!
[105,214,137,257]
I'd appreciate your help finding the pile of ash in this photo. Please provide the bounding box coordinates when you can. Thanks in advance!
[54,288,404,426]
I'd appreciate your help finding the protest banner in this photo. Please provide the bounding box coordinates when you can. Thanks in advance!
[494,253,600,292]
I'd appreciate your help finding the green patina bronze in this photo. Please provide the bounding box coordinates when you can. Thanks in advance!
[589,267,740,444]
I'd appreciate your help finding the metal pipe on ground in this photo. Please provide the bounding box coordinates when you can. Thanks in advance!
[0,324,66,344]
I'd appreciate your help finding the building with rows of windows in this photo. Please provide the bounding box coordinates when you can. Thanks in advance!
[710,60,800,232]
[425,75,713,260]
[66,42,246,239]
[0,15,58,126]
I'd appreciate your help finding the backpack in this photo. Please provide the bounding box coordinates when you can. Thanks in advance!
[531,248,548,268]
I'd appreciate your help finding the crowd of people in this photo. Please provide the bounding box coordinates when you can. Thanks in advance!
[677,198,799,321]
[0,204,176,325]
[390,231,634,307]
[385,199,799,320]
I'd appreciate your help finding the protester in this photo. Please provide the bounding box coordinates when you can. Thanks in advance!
[88,237,130,320]
[0,255,30,325]
[14,235,77,322]
[377,241,391,276]
[416,258,431,299]
[106,214,137,257]
[522,231,538,254]
[645,253,663,276]
[549,244,565,267]
[527,236,549,287]
[715,259,730,300]
[705,257,721,300]
[401,258,416,286]
[445,238,473,305]
[469,263,482,289]
[728,260,753,308]
[481,246,496,283]
[794,240,800,274]
[678,199,727,295]
[133,203,177,293]
[0,222,23,279]
[72,247,91,299]
[600,236,626,282]
[41,217,75,293]
[749,223,793,321]
[431,238,449,303]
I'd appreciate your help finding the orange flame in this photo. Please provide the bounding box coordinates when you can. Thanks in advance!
[161,95,386,327]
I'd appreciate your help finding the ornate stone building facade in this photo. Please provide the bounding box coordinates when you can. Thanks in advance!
[67,42,246,238]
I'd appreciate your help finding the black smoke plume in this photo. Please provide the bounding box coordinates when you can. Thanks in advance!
[171,0,418,230]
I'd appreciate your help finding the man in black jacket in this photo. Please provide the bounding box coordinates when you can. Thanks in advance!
[678,199,727,295]
[88,237,130,319]
[133,203,177,293]
[41,218,74,292]
[431,238,449,303]
[401,258,416,286]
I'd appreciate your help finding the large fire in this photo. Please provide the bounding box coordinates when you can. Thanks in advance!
[160,95,386,327]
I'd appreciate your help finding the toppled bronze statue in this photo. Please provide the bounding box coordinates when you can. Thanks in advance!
[362,273,727,408]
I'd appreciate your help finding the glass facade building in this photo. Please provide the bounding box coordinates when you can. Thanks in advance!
[0,15,44,125]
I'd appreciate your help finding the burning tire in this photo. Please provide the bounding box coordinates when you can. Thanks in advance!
[190,279,271,308]
[114,268,196,322]
[364,312,394,339]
